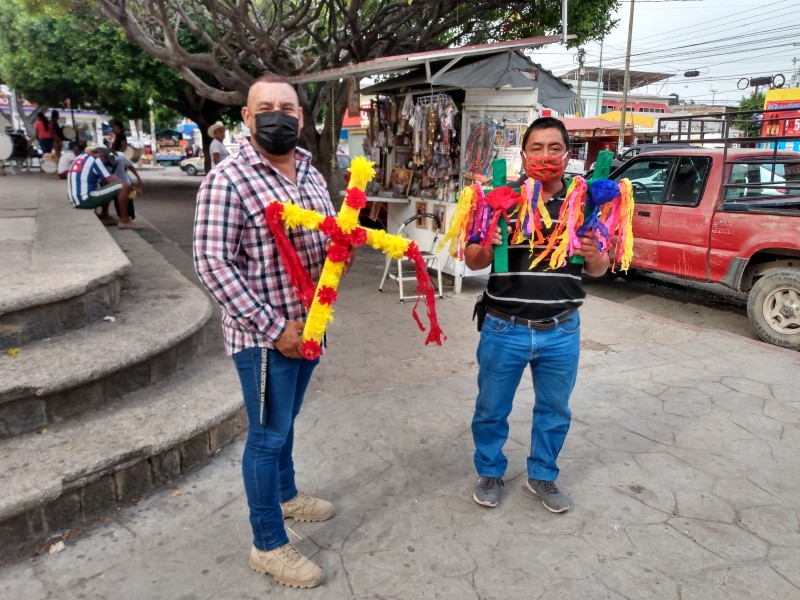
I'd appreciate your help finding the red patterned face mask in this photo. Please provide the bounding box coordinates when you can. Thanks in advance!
[522,152,568,183]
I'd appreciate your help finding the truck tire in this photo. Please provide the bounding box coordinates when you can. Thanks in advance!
[746,268,800,350]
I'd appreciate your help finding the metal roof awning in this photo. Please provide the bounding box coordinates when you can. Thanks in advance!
[359,51,578,114]
[287,35,574,85]
[561,117,633,138]
[560,67,672,92]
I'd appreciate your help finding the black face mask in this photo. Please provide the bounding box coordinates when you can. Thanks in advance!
[253,111,299,156]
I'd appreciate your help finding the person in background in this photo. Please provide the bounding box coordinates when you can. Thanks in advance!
[111,120,127,153]
[67,146,138,229]
[467,117,609,514]
[57,141,80,179]
[194,74,346,589]
[112,137,143,198]
[31,112,54,154]
[50,110,66,157]
[207,121,230,166]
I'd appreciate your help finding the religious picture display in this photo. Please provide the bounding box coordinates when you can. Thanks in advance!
[390,167,413,197]
[432,203,446,234]
[415,201,428,229]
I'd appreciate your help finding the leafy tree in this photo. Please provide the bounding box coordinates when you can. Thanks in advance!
[736,90,766,139]
[88,0,618,180]
[0,0,238,159]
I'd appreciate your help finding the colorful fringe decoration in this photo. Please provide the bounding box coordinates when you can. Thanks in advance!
[438,175,636,273]
[265,156,445,360]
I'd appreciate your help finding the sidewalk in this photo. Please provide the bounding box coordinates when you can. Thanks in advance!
[1,171,799,599]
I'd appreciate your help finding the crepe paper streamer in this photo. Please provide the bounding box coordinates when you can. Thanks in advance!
[437,149,634,274]
[570,149,615,266]
[491,159,510,273]
[530,176,587,270]
[265,156,445,359]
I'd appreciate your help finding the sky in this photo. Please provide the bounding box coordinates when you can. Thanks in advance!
[527,0,800,107]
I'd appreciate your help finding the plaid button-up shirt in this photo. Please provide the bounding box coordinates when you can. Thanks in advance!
[193,139,336,355]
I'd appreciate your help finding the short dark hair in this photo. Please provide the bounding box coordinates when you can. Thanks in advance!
[521,117,570,150]
[250,72,293,90]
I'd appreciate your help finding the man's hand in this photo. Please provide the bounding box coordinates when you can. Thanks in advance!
[274,319,305,359]
[574,229,610,276]
[342,248,357,276]
[465,225,507,271]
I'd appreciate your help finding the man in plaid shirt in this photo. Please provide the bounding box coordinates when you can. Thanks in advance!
[194,73,345,589]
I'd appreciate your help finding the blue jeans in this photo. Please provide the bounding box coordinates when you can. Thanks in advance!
[233,347,319,551]
[472,312,580,482]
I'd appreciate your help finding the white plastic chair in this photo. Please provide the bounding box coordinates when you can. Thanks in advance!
[379,212,444,302]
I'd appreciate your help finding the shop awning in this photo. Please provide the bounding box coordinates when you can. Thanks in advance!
[361,50,577,114]
[596,111,656,129]
[287,35,574,85]
[560,117,633,138]
[559,67,672,92]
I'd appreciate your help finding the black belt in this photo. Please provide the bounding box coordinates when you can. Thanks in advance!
[485,306,578,331]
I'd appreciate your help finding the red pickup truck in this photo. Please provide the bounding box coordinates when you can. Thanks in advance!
[610,143,800,350]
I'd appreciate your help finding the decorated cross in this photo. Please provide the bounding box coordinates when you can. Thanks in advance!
[265,156,445,360]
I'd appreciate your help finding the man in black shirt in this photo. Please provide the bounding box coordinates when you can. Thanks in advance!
[466,117,609,512]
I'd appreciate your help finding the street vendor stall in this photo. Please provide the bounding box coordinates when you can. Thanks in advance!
[154,129,186,166]
[358,48,576,292]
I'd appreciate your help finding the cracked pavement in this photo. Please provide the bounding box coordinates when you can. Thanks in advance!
[1,242,799,600]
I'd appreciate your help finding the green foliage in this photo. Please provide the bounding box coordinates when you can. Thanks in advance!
[736,90,766,138]
[0,0,182,118]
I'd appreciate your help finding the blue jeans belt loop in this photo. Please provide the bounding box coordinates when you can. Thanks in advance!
[485,306,577,331]
[259,348,269,427]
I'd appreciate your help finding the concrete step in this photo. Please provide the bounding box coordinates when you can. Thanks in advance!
[0,352,243,561]
[0,232,213,438]
[0,190,130,348]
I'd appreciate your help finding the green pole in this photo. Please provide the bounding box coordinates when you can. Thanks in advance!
[491,158,509,273]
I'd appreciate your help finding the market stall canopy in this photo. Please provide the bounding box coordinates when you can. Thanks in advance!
[596,111,656,130]
[287,35,574,85]
[561,117,633,137]
[361,51,576,114]
[560,67,672,92]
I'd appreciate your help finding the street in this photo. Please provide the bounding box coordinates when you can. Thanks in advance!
[136,167,756,344]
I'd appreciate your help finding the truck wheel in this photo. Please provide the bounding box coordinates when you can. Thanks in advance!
[747,268,800,350]
[186,165,197,176]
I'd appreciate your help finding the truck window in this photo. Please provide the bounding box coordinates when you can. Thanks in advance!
[613,158,674,204]
[665,157,710,207]
[725,161,791,202]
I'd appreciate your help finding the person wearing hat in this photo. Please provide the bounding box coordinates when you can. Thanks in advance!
[66,145,138,229]
[208,121,230,166]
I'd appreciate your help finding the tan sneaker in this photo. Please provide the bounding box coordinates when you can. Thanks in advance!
[280,491,334,522]
[248,544,323,589]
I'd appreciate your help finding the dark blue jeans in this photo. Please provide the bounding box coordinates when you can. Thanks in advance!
[472,312,581,482]
[233,347,319,551]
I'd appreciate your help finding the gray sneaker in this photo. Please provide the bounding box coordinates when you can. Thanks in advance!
[527,478,570,513]
[473,476,504,507]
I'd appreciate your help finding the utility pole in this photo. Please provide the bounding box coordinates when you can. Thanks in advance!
[618,0,636,152]
[575,47,586,117]
[710,89,718,105]
[595,39,605,117]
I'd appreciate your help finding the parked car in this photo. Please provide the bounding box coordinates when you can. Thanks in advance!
[337,151,352,187]
[611,142,699,170]
[180,154,205,176]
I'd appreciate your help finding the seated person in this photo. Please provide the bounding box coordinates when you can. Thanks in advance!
[67,146,139,229]
[112,138,144,198]
[57,141,79,180]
